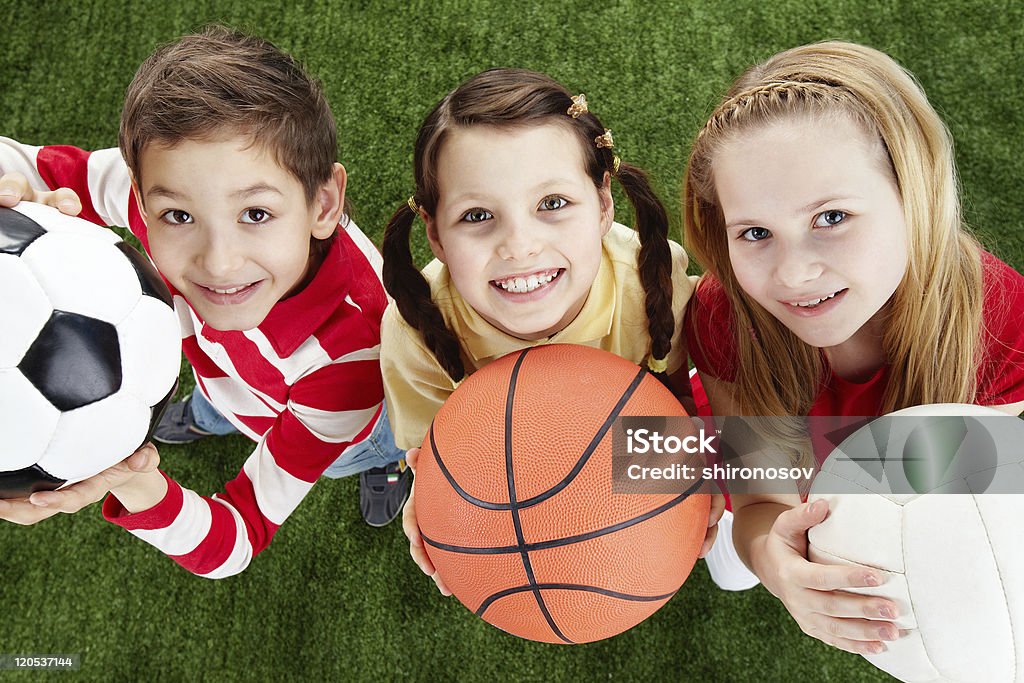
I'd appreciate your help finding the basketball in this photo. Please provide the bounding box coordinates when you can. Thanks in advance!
[414,344,710,644]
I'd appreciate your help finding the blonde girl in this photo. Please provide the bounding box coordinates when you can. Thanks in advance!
[683,41,1024,654]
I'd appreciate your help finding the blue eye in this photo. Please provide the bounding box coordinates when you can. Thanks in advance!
[740,227,771,242]
[539,196,568,211]
[161,210,193,225]
[240,208,271,224]
[814,210,846,228]
[461,208,493,223]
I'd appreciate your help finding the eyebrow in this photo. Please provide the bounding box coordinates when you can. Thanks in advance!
[230,183,285,200]
[144,183,284,202]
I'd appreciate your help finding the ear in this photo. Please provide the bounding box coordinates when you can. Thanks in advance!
[130,176,148,221]
[311,163,347,239]
[599,171,615,237]
[424,213,446,263]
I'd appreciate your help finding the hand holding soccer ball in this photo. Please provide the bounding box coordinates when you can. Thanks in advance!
[0,184,181,516]
[0,442,163,525]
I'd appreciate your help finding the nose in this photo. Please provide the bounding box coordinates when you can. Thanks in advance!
[773,239,824,288]
[198,225,244,278]
[495,217,541,262]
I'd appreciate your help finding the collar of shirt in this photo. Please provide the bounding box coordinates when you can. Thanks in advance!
[444,248,617,364]
[198,229,352,356]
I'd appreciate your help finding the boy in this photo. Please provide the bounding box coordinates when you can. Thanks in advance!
[0,25,410,578]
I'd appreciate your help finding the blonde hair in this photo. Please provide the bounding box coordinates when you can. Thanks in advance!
[684,41,983,416]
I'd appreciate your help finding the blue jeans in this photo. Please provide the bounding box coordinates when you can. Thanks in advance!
[190,390,403,478]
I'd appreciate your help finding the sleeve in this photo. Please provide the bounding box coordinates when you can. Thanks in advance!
[101,356,385,579]
[379,303,458,450]
[976,253,1024,406]
[683,274,739,383]
[0,136,136,231]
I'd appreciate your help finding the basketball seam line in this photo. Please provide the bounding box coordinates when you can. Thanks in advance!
[427,366,649,511]
[475,583,677,619]
[503,349,572,644]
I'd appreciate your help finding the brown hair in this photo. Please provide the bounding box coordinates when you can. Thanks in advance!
[684,41,983,416]
[119,24,347,254]
[382,68,677,384]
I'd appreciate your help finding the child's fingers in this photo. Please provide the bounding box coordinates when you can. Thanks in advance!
[0,173,31,206]
[772,499,829,549]
[789,558,884,593]
[819,634,888,656]
[125,443,160,473]
[432,572,452,597]
[698,524,718,559]
[803,610,900,647]
[707,493,725,527]
[405,447,419,473]
[803,587,899,621]
[0,497,61,525]
[29,478,107,514]
[49,188,83,216]
[410,541,437,577]
[401,485,421,546]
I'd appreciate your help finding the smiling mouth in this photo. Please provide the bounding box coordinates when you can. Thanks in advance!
[786,289,846,308]
[491,269,562,294]
[203,283,256,295]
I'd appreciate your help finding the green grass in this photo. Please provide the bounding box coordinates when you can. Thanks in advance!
[1,0,1021,680]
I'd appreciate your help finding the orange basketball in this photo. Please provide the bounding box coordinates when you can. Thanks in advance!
[415,344,710,644]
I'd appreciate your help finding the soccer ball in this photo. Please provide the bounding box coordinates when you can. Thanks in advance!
[0,202,180,499]
[808,403,1024,682]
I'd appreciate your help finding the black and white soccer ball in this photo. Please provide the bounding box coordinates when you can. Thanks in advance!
[0,202,180,499]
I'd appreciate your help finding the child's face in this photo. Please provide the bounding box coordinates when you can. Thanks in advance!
[136,135,341,331]
[425,123,613,341]
[713,115,908,352]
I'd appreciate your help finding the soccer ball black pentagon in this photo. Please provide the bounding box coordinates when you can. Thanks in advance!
[0,202,180,499]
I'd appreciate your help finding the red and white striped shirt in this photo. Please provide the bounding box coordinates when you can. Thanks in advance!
[1,137,388,578]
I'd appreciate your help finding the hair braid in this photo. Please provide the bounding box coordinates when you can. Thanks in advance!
[381,203,466,382]
[614,161,676,365]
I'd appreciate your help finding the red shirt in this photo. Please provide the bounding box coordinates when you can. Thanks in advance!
[2,139,387,578]
[686,251,1024,417]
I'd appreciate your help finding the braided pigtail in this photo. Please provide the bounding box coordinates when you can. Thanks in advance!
[613,160,677,372]
[381,201,466,383]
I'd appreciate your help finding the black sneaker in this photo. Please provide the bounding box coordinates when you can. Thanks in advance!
[359,460,411,527]
[153,396,215,445]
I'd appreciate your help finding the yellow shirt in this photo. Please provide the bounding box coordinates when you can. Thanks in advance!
[380,222,696,449]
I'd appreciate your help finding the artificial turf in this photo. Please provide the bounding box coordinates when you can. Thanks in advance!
[1,1,1021,680]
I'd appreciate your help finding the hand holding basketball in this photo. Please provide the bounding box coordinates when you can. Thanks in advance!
[402,447,451,596]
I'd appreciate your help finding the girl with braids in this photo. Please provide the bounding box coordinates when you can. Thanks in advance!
[684,41,1024,654]
[378,68,725,594]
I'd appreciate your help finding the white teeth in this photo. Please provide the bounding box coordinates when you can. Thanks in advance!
[211,284,249,294]
[790,291,839,308]
[496,271,557,293]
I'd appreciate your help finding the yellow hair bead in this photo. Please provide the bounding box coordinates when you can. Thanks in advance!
[647,356,668,373]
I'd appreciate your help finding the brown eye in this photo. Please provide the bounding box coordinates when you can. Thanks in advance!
[539,196,568,211]
[161,210,193,225]
[241,208,271,224]
[461,209,493,223]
